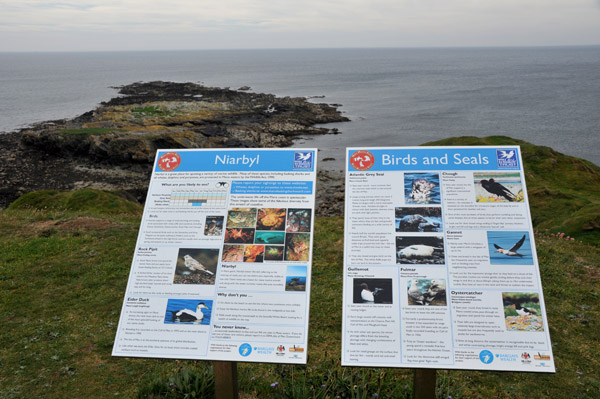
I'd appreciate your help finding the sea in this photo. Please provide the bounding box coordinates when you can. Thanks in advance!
[1,47,599,169]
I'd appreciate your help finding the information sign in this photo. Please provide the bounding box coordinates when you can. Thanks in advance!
[342,146,555,372]
[113,148,317,363]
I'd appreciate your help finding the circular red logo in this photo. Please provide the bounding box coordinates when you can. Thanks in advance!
[157,152,181,172]
[350,150,375,171]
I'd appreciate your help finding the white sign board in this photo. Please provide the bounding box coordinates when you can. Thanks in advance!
[342,146,555,372]
[113,148,317,363]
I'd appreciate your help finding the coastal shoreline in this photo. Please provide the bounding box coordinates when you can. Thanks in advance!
[0,81,346,214]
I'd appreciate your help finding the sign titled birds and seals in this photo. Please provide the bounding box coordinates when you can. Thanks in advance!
[342,146,555,372]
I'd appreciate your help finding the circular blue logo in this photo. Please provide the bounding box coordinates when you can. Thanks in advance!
[479,350,494,364]
[239,343,252,357]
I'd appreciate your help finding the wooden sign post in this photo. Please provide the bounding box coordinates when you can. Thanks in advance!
[214,361,239,399]
[413,369,436,399]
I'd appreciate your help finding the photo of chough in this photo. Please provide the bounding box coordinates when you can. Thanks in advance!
[256,208,287,231]
[204,215,224,236]
[286,208,312,232]
[395,207,442,232]
[224,228,255,244]
[173,248,219,285]
[396,236,445,265]
[404,173,440,205]
[474,172,524,203]
[502,292,544,332]
[407,279,446,306]
[353,278,393,304]
[226,208,257,228]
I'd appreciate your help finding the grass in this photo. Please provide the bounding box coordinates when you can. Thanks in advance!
[1,192,599,398]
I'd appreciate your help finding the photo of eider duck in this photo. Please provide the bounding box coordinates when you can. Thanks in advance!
[352,278,393,304]
[174,248,219,285]
[404,173,440,205]
[395,207,442,232]
[164,299,212,325]
[407,279,447,306]
[487,231,533,265]
[474,172,524,203]
[502,292,544,331]
[396,236,445,265]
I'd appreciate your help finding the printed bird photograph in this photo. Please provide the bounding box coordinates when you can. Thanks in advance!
[487,231,533,265]
[164,299,213,325]
[474,172,524,202]
[352,278,393,304]
[407,279,447,306]
[502,292,544,332]
[174,248,220,285]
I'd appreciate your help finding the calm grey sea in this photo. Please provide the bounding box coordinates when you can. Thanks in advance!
[1,47,599,168]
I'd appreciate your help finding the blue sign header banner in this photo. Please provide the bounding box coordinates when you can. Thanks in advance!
[155,149,316,173]
[347,146,520,172]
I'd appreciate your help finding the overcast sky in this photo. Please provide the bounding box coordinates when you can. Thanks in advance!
[1,0,599,52]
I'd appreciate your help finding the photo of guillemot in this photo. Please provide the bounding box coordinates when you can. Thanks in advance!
[502,292,544,332]
[204,215,224,236]
[286,265,307,291]
[407,279,446,306]
[487,231,533,265]
[404,173,440,205]
[173,248,219,285]
[474,172,524,202]
[396,236,445,265]
[395,207,442,232]
[353,278,393,304]
[164,299,213,325]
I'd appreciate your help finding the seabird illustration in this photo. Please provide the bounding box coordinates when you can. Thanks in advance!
[407,280,430,305]
[479,179,516,201]
[171,302,209,323]
[397,245,441,259]
[297,153,312,161]
[511,303,537,317]
[498,150,515,159]
[183,254,214,275]
[494,235,526,257]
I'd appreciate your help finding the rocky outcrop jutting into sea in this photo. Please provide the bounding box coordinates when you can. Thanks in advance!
[0,81,348,210]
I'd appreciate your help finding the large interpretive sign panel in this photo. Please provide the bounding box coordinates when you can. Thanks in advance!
[113,149,317,363]
[342,146,555,372]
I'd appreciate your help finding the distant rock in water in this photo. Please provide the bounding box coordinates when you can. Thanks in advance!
[19,81,349,164]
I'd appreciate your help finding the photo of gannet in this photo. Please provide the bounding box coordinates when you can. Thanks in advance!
[487,231,533,265]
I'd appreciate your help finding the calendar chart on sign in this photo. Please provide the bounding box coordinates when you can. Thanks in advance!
[169,190,227,208]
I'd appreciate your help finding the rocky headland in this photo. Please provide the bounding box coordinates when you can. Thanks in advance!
[0,81,347,214]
